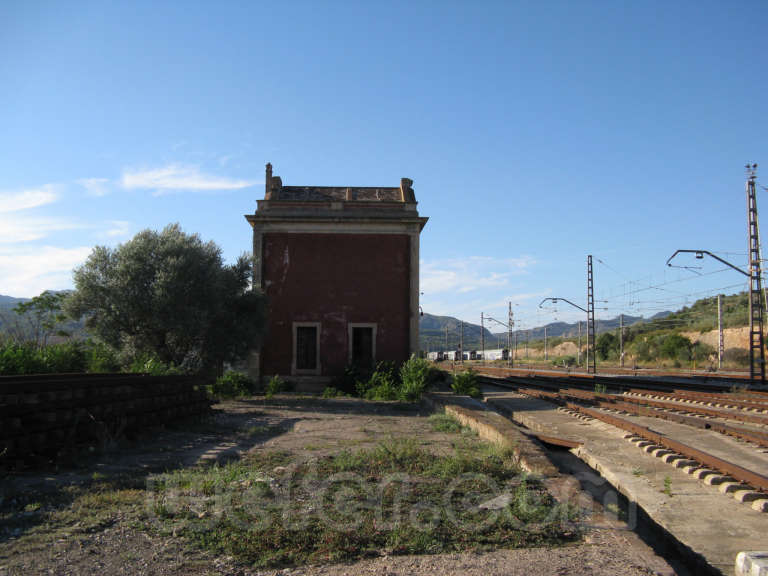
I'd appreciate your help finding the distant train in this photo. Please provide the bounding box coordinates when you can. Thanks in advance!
[426,348,509,362]
[483,348,509,361]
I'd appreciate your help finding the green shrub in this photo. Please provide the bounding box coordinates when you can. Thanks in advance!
[357,361,399,400]
[362,370,399,401]
[128,353,182,375]
[398,354,431,401]
[428,413,463,433]
[350,358,438,403]
[659,333,692,361]
[213,370,255,397]
[321,386,343,398]
[691,341,714,362]
[39,341,87,373]
[265,374,288,398]
[0,343,44,374]
[0,341,89,375]
[451,368,481,398]
[86,340,122,372]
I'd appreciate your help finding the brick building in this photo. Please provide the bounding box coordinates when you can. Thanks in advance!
[245,164,428,388]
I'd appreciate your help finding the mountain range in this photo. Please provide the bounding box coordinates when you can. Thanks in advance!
[419,311,672,350]
[0,292,682,351]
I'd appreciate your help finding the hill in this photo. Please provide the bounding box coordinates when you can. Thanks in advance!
[419,291,753,352]
[420,311,672,351]
[0,295,28,309]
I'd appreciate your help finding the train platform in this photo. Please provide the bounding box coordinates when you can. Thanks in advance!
[483,388,768,576]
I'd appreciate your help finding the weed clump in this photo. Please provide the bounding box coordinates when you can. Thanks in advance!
[265,374,290,398]
[451,368,481,398]
[321,386,344,398]
[211,370,255,398]
[149,439,576,568]
[428,413,463,433]
[352,355,433,402]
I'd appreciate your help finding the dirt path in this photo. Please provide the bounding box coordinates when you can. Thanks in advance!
[1,397,674,576]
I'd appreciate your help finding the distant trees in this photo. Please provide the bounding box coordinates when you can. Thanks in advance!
[628,332,714,366]
[8,290,70,347]
[66,224,265,374]
[595,332,619,361]
[0,291,90,375]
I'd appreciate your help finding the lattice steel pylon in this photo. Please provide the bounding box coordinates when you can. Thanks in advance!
[746,164,765,383]
[587,254,596,374]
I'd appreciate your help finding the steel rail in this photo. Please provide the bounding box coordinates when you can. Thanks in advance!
[509,383,768,491]
[616,394,768,426]
[628,389,768,411]
[471,365,751,392]
[567,403,768,493]
[479,371,768,426]
[598,399,768,449]
[672,388,768,402]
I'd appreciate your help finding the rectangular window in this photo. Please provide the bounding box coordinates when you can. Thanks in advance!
[348,323,377,373]
[293,322,321,375]
[296,326,317,370]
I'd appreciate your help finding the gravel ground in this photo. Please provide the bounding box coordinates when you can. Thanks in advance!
[0,397,675,576]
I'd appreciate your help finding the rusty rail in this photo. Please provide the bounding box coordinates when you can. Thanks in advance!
[617,393,768,426]
[566,403,768,493]
[601,400,768,449]
[528,386,768,449]
[510,383,768,491]
[628,388,768,411]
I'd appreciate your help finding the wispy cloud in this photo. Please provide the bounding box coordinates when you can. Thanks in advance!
[0,185,58,213]
[78,177,110,197]
[121,164,257,194]
[0,245,91,297]
[103,220,131,238]
[421,256,534,295]
[0,214,80,243]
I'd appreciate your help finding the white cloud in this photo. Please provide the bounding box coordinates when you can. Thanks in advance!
[0,245,91,297]
[78,178,110,197]
[103,220,131,238]
[0,214,79,243]
[121,164,257,194]
[420,256,534,295]
[0,185,58,213]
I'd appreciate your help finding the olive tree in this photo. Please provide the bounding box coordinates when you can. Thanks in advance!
[66,224,264,374]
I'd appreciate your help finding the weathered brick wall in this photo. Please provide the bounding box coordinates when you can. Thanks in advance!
[261,232,411,378]
[0,373,211,464]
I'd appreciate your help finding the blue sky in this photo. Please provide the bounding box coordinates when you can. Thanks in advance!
[1,1,767,331]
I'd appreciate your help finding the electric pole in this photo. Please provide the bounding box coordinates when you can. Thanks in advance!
[746,163,765,383]
[587,254,597,374]
[544,326,548,361]
[665,166,764,383]
[718,293,724,371]
[577,321,582,366]
[508,302,513,367]
[480,312,485,364]
[619,313,624,368]
[445,326,448,352]
[460,320,464,364]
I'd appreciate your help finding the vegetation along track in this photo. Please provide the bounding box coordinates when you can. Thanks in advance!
[473,368,768,499]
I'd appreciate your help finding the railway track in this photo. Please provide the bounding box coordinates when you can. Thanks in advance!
[472,368,768,507]
[469,363,764,393]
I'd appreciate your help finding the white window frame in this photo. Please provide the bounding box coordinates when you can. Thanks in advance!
[348,323,377,365]
[292,321,321,376]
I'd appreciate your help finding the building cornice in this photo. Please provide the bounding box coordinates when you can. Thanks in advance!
[245,213,429,233]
